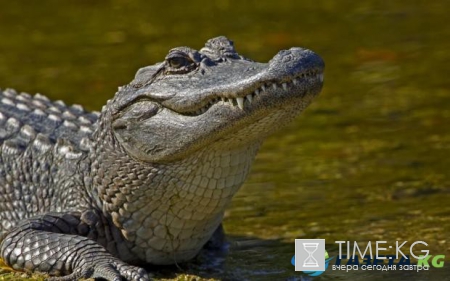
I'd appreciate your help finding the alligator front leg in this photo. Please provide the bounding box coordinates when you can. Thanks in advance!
[0,212,148,281]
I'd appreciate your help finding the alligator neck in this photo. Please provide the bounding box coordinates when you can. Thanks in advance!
[89,111,261,263]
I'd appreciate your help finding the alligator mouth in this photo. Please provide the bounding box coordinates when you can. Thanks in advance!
[181,69,324,116]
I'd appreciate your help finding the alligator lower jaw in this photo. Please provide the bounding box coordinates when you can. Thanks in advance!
[176,71,324,116]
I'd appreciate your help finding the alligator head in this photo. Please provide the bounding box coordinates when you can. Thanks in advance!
[92,36,324,264]
[108,36,324,163]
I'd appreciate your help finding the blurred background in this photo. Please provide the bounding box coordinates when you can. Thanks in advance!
[0,0,449,280]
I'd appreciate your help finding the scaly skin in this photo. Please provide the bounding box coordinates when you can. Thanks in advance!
[0,36,324,280]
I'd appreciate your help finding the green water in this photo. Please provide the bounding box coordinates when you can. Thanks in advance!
[0,1,449,280]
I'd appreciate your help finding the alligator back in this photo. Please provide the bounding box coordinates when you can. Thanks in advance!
[0,89,99,145]
[0,88,98,235]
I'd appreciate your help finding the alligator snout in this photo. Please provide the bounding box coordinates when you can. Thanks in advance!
[269,47,325,77]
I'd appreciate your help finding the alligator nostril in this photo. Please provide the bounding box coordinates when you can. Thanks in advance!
[281,54,293,63]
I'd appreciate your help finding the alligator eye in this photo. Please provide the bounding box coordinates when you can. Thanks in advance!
[165,49,198,74]
[168,56,190,68]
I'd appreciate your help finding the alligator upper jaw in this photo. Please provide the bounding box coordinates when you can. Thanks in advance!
[161,69,324,116]
[211,71,323,114]
[156,46,325,116]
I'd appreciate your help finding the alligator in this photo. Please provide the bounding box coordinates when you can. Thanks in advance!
[0,36,324,280]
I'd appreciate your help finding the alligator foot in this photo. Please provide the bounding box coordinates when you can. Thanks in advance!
[0,212,150,281]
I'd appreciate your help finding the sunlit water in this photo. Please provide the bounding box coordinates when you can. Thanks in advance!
[0,1,449,280]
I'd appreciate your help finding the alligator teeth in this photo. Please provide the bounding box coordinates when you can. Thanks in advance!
[236,97,244,110]
[193,70,324,116]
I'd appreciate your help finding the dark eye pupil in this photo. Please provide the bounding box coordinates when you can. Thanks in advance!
[169,57,187,68]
